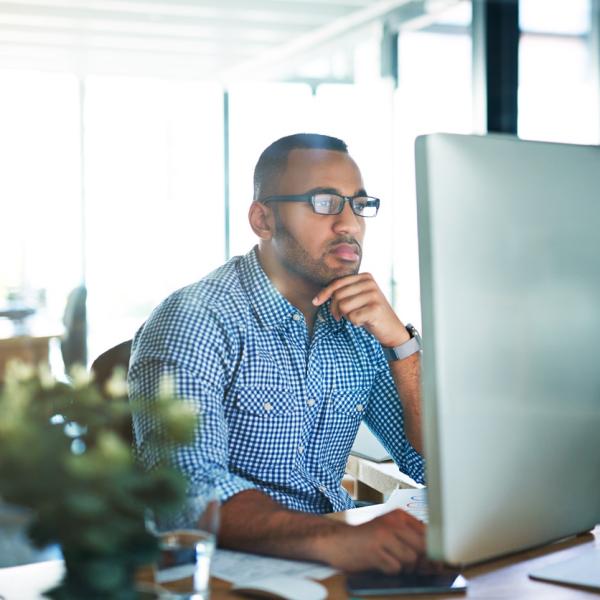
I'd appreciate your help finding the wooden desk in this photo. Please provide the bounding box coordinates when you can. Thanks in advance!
[325,504,600,599]
[0,320,61,383]
[1,516,598,599]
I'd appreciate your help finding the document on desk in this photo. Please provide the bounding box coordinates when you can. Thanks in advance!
[385,488,428,523]
[211,549,338,583]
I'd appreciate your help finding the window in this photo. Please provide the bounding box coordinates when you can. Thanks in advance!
[393,4,473,327]
[518,0,596,144]
[0,70,81,323]
[84,77,224,359]
[314,82,395,296]
[227,82,314,258]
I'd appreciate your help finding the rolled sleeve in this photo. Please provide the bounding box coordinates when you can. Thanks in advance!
[128,296,257,502]
[364,365,426,485]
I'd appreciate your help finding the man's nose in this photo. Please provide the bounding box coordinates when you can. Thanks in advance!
[332,200,363,235]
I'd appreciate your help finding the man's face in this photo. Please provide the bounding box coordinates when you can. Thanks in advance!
[267,148,367,287]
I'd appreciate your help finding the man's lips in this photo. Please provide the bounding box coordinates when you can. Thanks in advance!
[329,243,360,262]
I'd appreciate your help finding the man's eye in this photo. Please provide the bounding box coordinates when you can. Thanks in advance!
[314,195,335,211]
[353,198,368,212]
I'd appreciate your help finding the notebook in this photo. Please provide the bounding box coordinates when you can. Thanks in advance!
[529,548,600,591]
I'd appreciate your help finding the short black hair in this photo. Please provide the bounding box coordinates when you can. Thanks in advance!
[253,133,348,201]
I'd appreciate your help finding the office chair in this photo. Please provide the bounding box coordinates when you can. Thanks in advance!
[90,339,133,442]
[90,339,132,395]
[61,285,87,373]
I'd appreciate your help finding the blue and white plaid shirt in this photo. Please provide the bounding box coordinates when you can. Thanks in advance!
[129,248,424,513]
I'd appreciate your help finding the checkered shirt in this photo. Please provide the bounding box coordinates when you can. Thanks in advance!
[129,247,425,513]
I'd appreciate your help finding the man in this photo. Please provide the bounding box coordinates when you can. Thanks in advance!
[130,133,426,573]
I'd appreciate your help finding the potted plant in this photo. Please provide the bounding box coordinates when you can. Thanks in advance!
[0,361,197,599]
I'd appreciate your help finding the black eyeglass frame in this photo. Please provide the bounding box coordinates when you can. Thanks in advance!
[260,193,380,218]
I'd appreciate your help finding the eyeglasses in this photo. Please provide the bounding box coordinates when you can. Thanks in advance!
[261,193,380,218]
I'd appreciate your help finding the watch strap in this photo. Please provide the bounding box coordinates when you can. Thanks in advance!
[382,324,422,361]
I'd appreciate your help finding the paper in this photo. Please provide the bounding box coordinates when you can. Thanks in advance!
[211,549,337,583]
[385,488,428,522]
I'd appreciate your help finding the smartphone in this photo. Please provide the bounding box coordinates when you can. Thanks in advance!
[346,570,468,595]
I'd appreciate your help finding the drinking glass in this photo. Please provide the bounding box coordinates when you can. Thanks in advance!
[147,486,220,599]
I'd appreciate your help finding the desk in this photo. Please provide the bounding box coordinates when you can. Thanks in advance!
[345,455,421,503]
[326,504,600,599]
[1,515,598,599]
[0,320,62,383]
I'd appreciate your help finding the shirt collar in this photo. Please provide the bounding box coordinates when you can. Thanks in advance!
[238,247,297,329]
[238,247,347,333]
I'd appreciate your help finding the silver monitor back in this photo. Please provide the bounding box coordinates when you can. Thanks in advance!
[415,133,600,565]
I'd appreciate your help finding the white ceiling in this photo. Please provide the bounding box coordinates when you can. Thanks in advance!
[0,0,461,80]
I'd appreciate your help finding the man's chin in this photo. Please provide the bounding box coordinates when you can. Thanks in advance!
[322,264,360,284]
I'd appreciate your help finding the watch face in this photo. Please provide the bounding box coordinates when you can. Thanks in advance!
[406,323,422,345]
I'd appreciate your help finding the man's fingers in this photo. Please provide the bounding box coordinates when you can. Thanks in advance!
[329,279,375,303]
[382,537,419,571]
[362,538,415,574]
[389,509,427,537]
[329,284,380,322]
[312,273,372,306]
[377,546,405,574]
[381,510,426,555]
[331,287,377,316]
[331,296,369,323]
[392,523,426,556]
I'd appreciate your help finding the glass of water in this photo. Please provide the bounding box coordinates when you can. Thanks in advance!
[147,486,220,599]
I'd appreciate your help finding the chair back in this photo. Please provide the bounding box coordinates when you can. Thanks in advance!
[91,339,133,442]
[61,285,87,372]
[90,340,132,396]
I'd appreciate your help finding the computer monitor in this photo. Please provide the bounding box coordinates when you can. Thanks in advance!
[415,133,600,565]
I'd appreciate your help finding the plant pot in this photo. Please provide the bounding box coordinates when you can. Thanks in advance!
[47,548,141,600]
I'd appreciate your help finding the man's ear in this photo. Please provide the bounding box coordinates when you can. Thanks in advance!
[249,201,274,240]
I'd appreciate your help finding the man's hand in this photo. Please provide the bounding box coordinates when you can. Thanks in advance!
[313,272,423,454]
[318,509,426,574]
[312,273,409,348]
[220,490,426,575]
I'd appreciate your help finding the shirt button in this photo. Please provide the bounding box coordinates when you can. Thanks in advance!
[298,445,304,454]
[318,485,327,493]
[317,314,325,322]
[292,313,302,321]
[263,402,273,412]
[306,399,316,407]
[356,404,364,413]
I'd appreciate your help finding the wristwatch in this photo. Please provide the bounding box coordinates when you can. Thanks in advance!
[381,323,422,361]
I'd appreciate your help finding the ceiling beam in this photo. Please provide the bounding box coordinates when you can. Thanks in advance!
[0,14,301,45]
[0,26,264,56]
[0,3,332,34]
[222,0,462,81]
[0,0,360,27]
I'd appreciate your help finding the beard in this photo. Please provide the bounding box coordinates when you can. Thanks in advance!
[272,209,362,287]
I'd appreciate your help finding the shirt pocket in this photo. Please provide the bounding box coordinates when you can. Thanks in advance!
[234,386,298,416]
[322,388,370,478]
[227,386,302,480]
[237,358,289,390]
